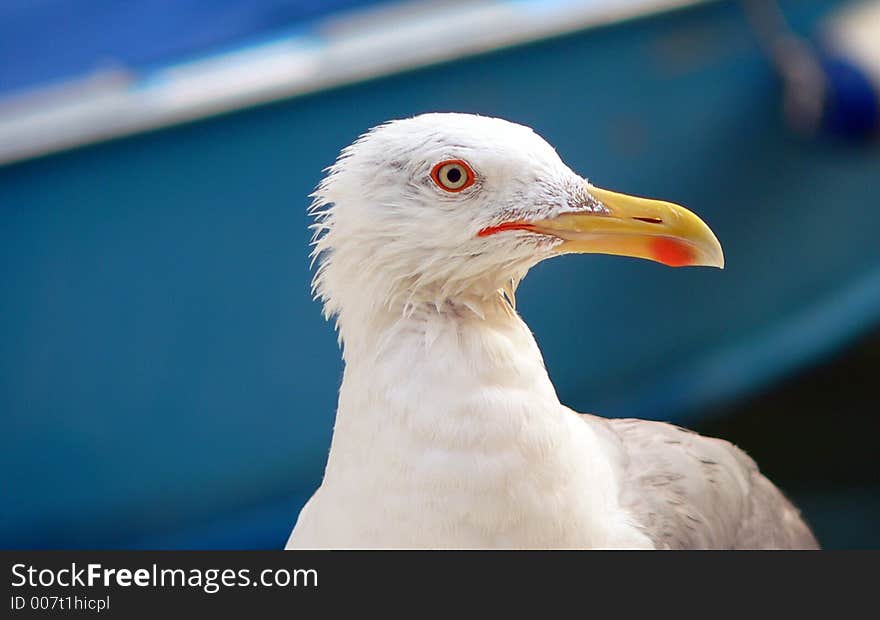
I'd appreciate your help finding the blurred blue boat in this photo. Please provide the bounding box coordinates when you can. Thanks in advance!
[1,0,877,549]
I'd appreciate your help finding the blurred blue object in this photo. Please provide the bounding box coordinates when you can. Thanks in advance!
[742,0,880,138]
[1,0,879,549]
[819,52,879,137]
[818,0,880,138]
[0,0,388,95]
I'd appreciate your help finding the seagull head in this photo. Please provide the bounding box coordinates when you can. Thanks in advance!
[311,113,723,322]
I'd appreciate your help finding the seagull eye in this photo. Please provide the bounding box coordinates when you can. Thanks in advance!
[431,160,475,192]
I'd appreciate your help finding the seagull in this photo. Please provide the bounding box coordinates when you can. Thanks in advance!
[286,113,818,549]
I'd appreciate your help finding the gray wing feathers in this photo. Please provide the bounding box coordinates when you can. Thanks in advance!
[600,417,819,550]
[731,466,819,549]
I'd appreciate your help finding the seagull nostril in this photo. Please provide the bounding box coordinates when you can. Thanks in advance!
[632,216,663,224]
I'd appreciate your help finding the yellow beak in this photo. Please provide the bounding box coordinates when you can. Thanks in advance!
[530,184,724,268]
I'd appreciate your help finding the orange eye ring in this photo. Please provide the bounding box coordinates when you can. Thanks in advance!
[431,159,475,192]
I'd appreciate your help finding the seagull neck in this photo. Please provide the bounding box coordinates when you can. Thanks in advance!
[332,292,562,432]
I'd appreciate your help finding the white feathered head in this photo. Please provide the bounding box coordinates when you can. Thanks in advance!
[310,113,722,325]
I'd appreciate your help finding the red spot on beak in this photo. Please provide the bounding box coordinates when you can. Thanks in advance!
[477,221,536,237]
[650,238,695,267]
